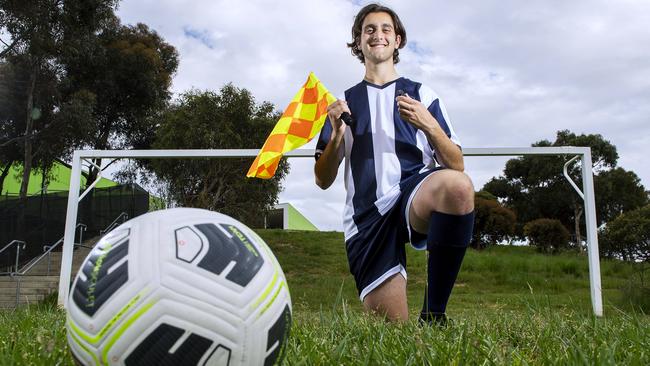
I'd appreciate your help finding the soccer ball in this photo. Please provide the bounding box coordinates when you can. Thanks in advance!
[66,208,292,365]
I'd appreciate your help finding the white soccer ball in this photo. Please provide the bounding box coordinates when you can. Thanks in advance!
[66,208,292,365]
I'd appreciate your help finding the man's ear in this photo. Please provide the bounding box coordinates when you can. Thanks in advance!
[395,34,401,48]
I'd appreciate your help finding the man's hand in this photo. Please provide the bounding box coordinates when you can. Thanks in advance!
[396,94,464,171]
[396,94,437,134]
[326,100,350,138]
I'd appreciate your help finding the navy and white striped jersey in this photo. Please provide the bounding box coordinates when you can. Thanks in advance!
[316,77,461,241]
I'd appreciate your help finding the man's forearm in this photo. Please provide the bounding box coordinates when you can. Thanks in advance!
[314,133,344,189]
[423,123,464,171]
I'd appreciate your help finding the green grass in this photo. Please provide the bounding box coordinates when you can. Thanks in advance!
[0,294,68,365]
[1,230,648,365]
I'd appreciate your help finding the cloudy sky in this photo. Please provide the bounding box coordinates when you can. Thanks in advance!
[117,0,650,231]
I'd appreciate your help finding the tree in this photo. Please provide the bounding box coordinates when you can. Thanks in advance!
[600,205,650,262]
[149,86,290,227]
[0,61,24,191]
[1,0,119,199]
[471,191,516,249]
[483,130,629,249]
[595,168,649,225]
[60,20,179,188]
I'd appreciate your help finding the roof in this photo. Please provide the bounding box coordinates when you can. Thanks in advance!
[1,160,118,196]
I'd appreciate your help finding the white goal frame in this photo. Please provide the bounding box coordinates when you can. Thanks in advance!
[58,147,604,316]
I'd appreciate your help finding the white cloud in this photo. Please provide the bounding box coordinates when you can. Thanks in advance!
[116,0,650,231]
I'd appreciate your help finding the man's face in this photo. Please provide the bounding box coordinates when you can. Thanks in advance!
[359,11,401,65]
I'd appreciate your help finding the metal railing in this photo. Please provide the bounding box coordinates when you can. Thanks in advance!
[6,210,127,279]
[0,240,26,274]
[12,223,87,277]
[4,224,86,308]
[100,212,128,236]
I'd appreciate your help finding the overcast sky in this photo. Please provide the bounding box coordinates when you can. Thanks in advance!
[117,0,650,231]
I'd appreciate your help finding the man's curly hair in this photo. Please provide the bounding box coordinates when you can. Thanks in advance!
[346,3,407,64]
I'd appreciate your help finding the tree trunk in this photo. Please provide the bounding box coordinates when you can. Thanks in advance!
[574,201,584,252]
[16,60,38,240]
[85,158,103,187]
[0,37,20,59]
[0,163,11,194]
[18,62,38,200]
[85,129,111,189]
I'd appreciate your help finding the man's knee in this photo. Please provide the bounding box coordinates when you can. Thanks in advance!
[435,171,474,213]
[446,172,474,204]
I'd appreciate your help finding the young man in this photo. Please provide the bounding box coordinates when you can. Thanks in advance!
[314,3,475,324]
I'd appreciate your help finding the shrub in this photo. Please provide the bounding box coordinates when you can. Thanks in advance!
[471,194,516,249]
[524,218,570,253]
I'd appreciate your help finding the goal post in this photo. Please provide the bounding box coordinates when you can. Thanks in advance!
[58,147,603,316]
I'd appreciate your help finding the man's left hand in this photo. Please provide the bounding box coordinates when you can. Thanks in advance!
[396,95,437,134]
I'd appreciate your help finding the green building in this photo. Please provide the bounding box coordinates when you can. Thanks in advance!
[1,160,118,196]
[265,203,319,231]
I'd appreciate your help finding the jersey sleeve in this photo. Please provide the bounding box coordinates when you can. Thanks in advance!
[419,84,461,147]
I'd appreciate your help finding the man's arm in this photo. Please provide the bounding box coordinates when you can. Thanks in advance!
[420,120,464,171]
[314,130,344,189]
[314,100,350,189]
[396,95,464,171]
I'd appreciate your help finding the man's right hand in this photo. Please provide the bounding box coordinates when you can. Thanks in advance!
[327,100,350,138]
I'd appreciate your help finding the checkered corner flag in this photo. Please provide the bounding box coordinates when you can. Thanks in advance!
[247,72,336,179]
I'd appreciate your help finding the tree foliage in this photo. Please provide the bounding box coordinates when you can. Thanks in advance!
[0,0,118,197]
[600,205,650,262]
[60,19,178,186]
[483,130,646,252]
[149,86,289,227]
[471,191,516,249]
[595,168,649,225]
[2,1,177,193]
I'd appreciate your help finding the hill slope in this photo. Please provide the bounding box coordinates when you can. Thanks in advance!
[257,230,643,315]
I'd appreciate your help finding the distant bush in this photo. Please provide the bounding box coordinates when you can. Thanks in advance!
[600,204,650,262]
[471,193,516,249]
[524,218,570,253]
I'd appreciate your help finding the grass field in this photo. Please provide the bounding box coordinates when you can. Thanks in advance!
[1,230,649,365]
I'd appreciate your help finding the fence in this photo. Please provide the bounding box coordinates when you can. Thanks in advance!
[0,184,149,268]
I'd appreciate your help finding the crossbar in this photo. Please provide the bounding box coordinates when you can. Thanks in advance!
[58,147,603,316]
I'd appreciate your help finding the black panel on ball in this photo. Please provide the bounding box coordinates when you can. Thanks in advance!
[194,223,264,286]
[124,323,215,366]
[72,238,129,316]
[264,305,292,366]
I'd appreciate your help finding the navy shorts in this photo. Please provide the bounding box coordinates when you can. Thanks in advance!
[345,168,444,300]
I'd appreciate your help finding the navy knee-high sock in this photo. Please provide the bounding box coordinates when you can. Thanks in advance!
[421,211,475,321]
